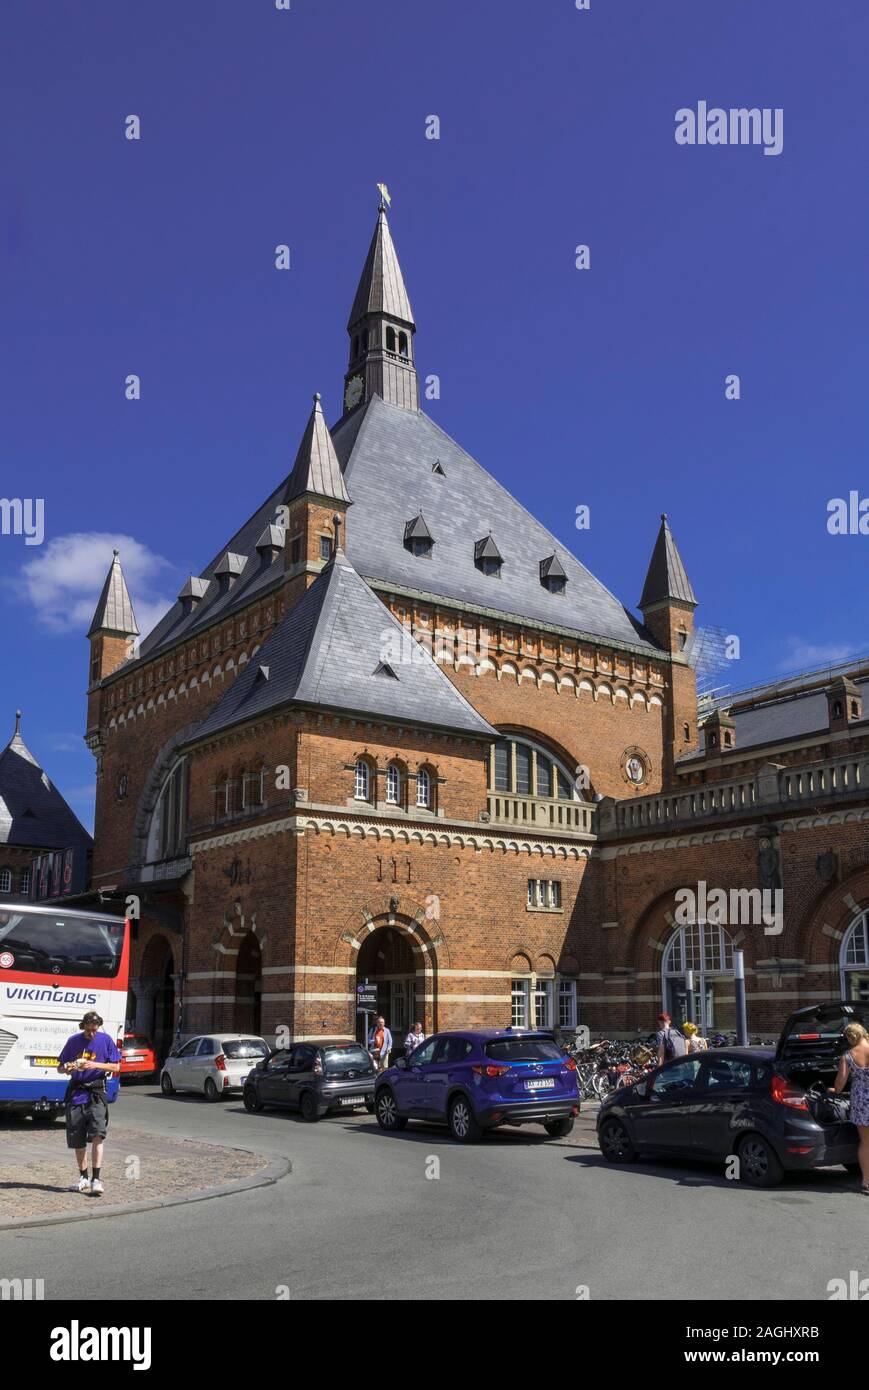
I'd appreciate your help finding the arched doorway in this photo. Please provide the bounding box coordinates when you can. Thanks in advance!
[235,932,262,1035]
[662,922,736,1033]
[355,927,418,1049]
[138,933,176,1063]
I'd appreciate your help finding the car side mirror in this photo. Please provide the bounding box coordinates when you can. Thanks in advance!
[395,1057,407,1070]
[255,1059,267,1071]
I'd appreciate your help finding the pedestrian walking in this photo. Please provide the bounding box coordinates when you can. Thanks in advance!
[404,1021,425,1056]
[829,1021,869,1193]
[683,1021,708,1054]
[57,1011,121,1196]
[368,1015,393,1071]
[655,1012,687,1066]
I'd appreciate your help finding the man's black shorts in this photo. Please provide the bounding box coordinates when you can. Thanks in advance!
[65,1094,109,1148]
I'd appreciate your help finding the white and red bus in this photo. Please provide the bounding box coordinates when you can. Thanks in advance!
[0,904,130,1119]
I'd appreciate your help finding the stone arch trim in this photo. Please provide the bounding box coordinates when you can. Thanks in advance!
[330,898,450,971]
[796,866,869,969]
[211,898,269,958]
[128,721,200,876]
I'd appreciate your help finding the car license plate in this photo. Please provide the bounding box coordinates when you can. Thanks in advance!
[525,1078,555,1090]
[31,1057,59,1068]
[341,1095,365,1105]
[125,1055,143,1061]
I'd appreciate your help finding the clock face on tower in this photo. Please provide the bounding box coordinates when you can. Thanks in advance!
[344,375,364,410]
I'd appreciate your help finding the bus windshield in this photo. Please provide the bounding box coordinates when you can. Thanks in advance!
[0,910,124,979]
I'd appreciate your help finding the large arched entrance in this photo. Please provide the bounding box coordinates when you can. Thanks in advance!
[235,932,262,1035]
[137,933,176,1063]
[355,927,418,1048]
[662,922,736,1033]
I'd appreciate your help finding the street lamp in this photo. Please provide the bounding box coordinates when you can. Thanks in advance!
[733,949,748,1045]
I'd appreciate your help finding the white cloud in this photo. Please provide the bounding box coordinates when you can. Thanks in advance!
[778,639,859,673]
[12,531,176,639]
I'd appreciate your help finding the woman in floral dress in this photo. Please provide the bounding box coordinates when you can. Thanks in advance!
[830,1021,869,1193]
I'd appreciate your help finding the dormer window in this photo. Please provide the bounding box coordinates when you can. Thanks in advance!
[539,554,567,595]
[404,513,433,558]
[474,534,503,578]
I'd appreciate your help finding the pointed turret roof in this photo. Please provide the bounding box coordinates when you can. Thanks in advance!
[188,549,497,746]
[88,550,139,638]
[348,206,415,329]
[0,713,92,849]
[284,394,351,506]
[639,514,697,610]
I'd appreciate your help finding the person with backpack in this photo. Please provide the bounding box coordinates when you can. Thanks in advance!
[656,1012,687,1066]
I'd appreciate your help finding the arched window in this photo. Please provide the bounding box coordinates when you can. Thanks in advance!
[841,913,869,1002]
[354,759,371,802]
[0,868,11,893]
[489,735,581,801]
[662,922,735,1034]
[386,763,401,805]
[247,765,266,808]
[398,331,409,357]
[236,769,248,814]
[214,774,230,823]
[385,326,397,353]
[20,868,31,895]
[416,766,432,809]
[146,758,189,863]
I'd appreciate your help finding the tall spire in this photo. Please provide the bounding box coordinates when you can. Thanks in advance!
[639,514,697,611]
[284,394,350,505]
[343,189,419,416]
[87,549,139,638]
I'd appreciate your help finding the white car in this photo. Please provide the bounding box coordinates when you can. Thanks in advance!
[160,1034,270,1102]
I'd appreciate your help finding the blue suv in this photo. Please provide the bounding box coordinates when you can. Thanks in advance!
[374,1028,580,1142]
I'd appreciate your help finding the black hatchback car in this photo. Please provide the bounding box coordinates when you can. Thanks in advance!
[243,1041,376,1121]
[596,1002,865,1186]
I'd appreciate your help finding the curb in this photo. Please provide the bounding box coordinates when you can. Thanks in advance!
[0,1149,291,1231]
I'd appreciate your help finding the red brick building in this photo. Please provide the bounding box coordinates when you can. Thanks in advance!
[83,200,869,1055]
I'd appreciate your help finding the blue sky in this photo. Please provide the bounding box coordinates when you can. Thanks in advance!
[1,0,868,830]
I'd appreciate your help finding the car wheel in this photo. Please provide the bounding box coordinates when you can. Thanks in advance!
[448,1095,482,1143]
[204,1077,220,1103]
[599,1118,637,1163]
[160,1072,175,1097]
[299,1091,320,1123]
[375,1089,407,1131]
[738,1134,784,1187]
[243,1086,263,1114]
[544,1117,574,1139]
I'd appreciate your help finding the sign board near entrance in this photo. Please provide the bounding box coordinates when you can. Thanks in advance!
[356,983,377,1012]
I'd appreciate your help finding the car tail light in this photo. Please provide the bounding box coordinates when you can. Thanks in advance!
[215,1054,227,1072]
[472,1064,510,1078]
[564,1057,577,1071]
[313,1056,324,1076]
[787,1145,814,1154]
[770,1073,808,1110]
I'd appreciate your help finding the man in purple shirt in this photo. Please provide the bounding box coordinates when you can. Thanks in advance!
[57,1011,121,1196]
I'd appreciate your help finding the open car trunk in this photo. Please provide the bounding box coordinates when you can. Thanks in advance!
[775,1001,867,1120]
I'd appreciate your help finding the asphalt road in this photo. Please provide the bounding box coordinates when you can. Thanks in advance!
[0,1085,864,1301]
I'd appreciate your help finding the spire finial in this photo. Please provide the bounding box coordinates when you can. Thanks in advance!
[313,392,321,404]
[660,513,667,523]
[113,547,120,557]
[376,181,391,211]
[14,711,21,737]
[333,512,342,554]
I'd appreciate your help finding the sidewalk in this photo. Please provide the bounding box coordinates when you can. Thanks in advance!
[0,1120,275,1227]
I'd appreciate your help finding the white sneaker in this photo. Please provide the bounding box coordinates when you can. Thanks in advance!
[70,1175,90,1193]
[90,1178,104,1197]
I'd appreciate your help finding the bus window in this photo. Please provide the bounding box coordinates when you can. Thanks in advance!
[0,910,124,979]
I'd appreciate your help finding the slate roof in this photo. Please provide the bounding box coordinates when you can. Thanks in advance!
[88,550,139,637]
[683,678,869,760]
[0,716,92,850]
[332,396,656,651]
[639,514,697,610]
[348,208,415,329]
[188,550,498,746]
[284,394,350,505]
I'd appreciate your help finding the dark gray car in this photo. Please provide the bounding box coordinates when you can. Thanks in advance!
[243,1040,376,1121]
